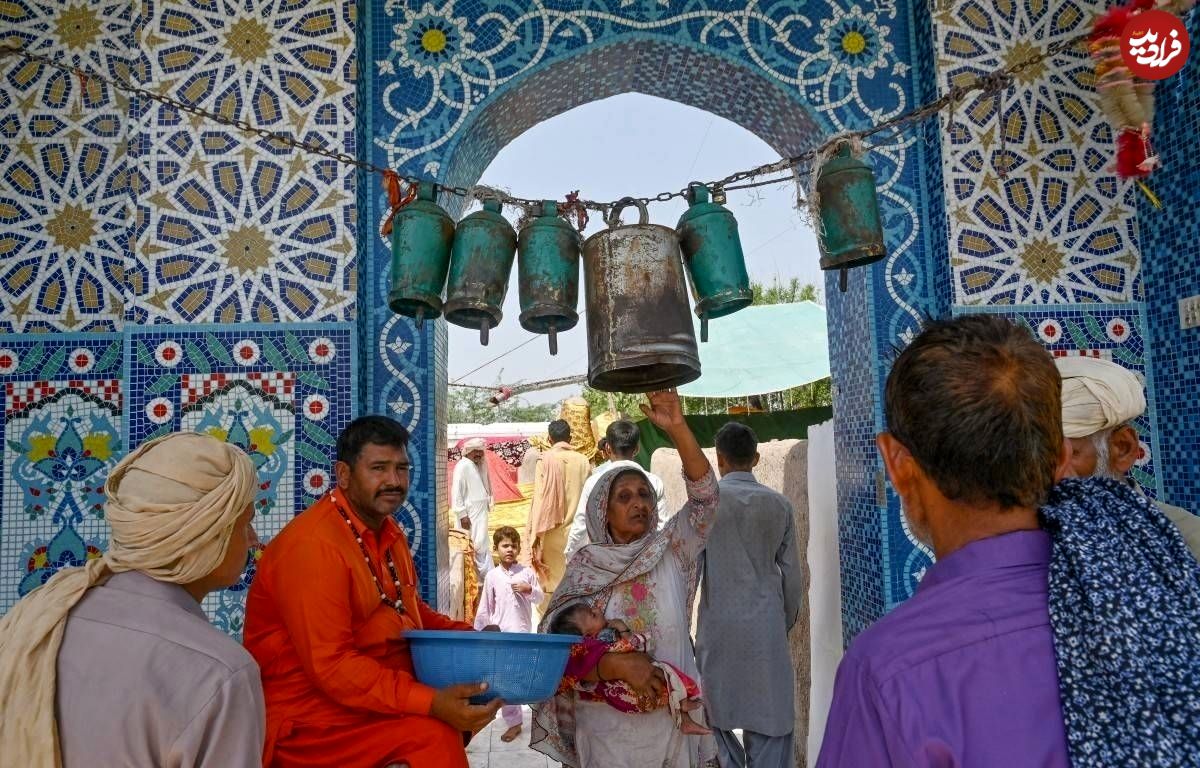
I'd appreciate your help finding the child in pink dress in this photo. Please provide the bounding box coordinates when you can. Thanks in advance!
[550,602,711,736]
[474,526,543,742]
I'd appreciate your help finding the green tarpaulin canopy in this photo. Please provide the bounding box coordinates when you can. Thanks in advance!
[678,301,829,398]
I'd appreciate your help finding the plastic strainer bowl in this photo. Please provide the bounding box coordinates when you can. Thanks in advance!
[405,630,581,704]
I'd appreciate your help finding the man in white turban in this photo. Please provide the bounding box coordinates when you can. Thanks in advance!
[1056,355,1200,558]
[451,436,494,578]
[0,432,264,768]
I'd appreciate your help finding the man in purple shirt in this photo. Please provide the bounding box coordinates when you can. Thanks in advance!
[817,314,1074,767]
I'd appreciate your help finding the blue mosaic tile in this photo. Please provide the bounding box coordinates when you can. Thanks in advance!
[1139,8,1200,513]
[123,323,356,633]
[0,333,124,612]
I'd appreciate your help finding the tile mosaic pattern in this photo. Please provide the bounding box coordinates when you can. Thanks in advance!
[933,0,1144,305]
[123,323,355,633]
[361,0,939,629]
[0,333,123,610]
[0,1,133,333]
[1139,9,1200,512]
[127,0,358,325]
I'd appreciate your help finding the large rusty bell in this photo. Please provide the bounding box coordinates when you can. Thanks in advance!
[815,142,887,293]
[676,183,752,342]
[517,199,581,355]
[583,198,701,393]
[387,181,455,325]
[443,198,517,346]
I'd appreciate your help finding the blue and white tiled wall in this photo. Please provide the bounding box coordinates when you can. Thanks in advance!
[1139,9,1200,513]
[3,0,1197,645]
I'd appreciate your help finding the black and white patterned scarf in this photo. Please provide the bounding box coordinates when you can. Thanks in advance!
[1040,477,1200,766]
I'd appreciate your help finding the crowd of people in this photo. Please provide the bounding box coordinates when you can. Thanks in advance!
[0,313,1198,767]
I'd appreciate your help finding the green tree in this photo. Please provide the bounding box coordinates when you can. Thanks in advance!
[579,387,646,420]
[447,384,557,425]
[750,276,820,306]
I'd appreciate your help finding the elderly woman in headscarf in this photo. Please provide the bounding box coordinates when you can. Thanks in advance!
[0,432,265,768]
[531,390,721,768]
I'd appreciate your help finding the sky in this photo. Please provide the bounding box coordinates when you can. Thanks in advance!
[447,93,824,406]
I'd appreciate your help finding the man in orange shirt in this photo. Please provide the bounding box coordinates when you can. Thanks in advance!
[244,416,502,767]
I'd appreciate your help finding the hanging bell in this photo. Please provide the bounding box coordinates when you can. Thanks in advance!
[443,199,517,346]
[815,142,887,293]
[387,181,455,325]
[583,199,701,393]
[676,183,752,342]
[517,199,581,355]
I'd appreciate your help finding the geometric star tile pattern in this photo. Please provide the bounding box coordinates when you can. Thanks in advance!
[934,0,1143,305]
[128,0,358,324]
[0,1,133,332]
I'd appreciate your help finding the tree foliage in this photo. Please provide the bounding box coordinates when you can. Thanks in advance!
[447,383,557,425]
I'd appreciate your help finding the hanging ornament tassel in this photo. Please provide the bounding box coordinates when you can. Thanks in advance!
[380,170,417,237]
[1135,179,1163,209]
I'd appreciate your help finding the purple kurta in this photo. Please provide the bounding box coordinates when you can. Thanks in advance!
[817,530,1069,767]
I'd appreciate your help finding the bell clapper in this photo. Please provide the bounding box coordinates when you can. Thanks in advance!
[548,322,558,356]
[480,323,489,346]
[839,268,848,294]
[415,306,425,328]
[701,316,709,343]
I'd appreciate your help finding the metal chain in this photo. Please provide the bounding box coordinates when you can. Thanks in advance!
[0,26,1091,215]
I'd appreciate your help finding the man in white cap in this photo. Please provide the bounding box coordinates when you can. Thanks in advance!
[0,432,264,768]
[1056,355,1200,558]
[451,436,494,578]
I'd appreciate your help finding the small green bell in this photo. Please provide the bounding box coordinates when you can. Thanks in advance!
[516,200,581,355]
[443,199,517,345]
[387,181,455,325]
[815,143,887,292]
[676,183,752,342]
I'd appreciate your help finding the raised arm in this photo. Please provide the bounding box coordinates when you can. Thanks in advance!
[640,390,719,560]
[640,390,708,482]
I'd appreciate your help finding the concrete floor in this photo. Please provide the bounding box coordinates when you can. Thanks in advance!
[466,705,555,768]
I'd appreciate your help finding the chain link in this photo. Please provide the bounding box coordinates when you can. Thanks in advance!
[1,26,1094,216]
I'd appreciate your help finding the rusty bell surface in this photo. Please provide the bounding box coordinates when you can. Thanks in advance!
[583,199,701,393]
[516,199,581,355]
[387,181,455,324]
[443,198,518,345]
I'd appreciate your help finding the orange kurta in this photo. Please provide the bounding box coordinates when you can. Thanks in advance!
[244,490,473,768]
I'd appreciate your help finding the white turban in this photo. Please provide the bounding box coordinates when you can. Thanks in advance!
[463,437,486,453]
[0,432,257,768]
[1056,356,1146,439]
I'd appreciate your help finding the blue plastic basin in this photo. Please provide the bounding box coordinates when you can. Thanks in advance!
[405,630,581,704]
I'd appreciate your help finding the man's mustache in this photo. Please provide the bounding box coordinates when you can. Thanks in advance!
[376,488,406,497]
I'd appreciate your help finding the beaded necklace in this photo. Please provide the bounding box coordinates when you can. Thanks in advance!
[333,494,405,615]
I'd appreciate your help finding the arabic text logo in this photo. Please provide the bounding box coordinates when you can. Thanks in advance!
[1123,10,1190,80]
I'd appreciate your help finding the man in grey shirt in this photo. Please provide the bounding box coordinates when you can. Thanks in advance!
[697,422,804,768]
[0,432,265,767]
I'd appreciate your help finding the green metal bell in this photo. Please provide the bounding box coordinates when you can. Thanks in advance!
[815,142,887,292]
[387,181,455,324]
[676,183,752,342]
[517,199,581,355]
[443,199,517,346]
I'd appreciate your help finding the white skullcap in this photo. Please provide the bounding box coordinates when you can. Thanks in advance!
[1056,356,1146,439]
